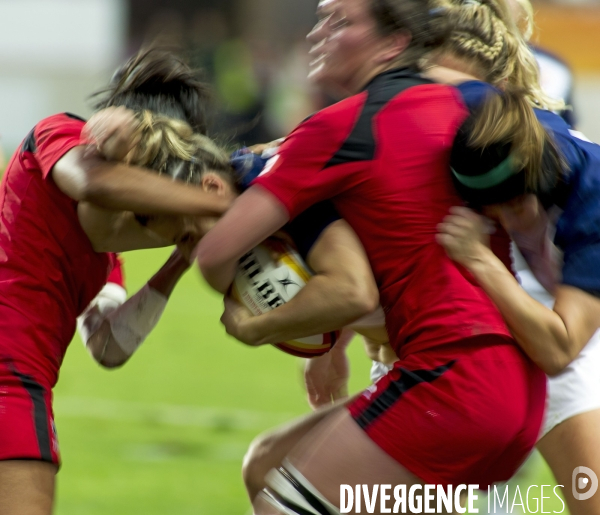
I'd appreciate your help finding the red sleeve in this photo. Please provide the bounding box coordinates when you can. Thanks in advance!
[252,98,365,220]
[106,253,126,290]
[32,113,87,179]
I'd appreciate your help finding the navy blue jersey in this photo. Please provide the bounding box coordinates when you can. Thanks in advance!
[456,81,600,295]
[230,149,341,260]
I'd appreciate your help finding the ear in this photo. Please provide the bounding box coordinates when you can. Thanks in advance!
[200,172,228,195]
[376,30,411,63]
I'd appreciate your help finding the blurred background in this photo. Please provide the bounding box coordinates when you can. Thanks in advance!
[1,0,599,155]
[0,0,598,513]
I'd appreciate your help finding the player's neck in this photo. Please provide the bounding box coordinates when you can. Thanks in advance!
[424,53,485,85]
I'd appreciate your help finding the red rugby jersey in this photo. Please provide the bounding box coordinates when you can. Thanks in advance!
[0,113,115,387]
[254,69,513,358]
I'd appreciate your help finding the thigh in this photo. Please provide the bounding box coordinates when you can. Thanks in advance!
[349,342,546,487]
[286,409,423,514]
[244,400,346,500]
[538,409,600,515]
[0,460,56,515]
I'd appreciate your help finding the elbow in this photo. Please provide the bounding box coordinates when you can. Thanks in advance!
[194,244,230,294]
[195,249,213,279]
[194,239,213,275]
[535,341,576,376]
[341,279,380,321]
[543,351,575,377]
[78,164,114,203]
[87,343,127,369]
[86,328,130,369]
[97,358,127,370]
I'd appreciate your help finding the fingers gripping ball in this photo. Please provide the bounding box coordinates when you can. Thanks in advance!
[231,239,340,358]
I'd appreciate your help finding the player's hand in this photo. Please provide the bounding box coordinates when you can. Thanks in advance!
[436,206,492,270]
[83,106,141,161]
[304,329,352,409]
[221,296,262,346]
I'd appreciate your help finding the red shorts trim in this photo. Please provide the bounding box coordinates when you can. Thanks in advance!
[0,362,60,465]
[348,336,546,487]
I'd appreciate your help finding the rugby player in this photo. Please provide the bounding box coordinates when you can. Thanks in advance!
[195,0,546,512]
[0,48,238,515]
[438,78,600,515]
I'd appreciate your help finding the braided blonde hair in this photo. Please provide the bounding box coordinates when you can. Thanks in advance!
[127,110,234,186]
[430,0,564,112]
[438,0,569,202]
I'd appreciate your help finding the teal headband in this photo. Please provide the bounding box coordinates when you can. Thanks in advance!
[451,155,520,190]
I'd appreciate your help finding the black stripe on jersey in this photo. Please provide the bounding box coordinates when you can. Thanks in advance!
[354,360,456,430]
[323,68,432,168]
[65,112,87,122]
[22,129,36,153]
[13,371,53,462]
[301,112,316,124]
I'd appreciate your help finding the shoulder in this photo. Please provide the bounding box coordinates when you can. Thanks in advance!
[453,80,499,112]
[26,113,87,153]
[21,113,88,178]
[278,94,369,159]
[535,108,587,179]
[296,94,368,133]
[34,113,86,135]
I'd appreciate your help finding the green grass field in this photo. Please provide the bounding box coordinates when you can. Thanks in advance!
[53,247,567,514]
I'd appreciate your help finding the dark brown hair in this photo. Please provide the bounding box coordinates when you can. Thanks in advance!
[369,0,448,66]
[94,47,212,134]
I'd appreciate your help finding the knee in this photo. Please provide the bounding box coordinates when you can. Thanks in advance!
[242,432,276,500]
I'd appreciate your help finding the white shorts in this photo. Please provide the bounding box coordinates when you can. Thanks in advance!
[512,244,600,438]
[541,329,600,437]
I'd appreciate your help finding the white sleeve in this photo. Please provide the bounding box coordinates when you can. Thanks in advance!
[77,282,127,345]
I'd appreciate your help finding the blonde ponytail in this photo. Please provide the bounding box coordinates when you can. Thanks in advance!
[127,110,234,186]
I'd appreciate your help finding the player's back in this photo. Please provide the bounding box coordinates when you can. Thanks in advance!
[310,72,513,356]
[254,69,515,357]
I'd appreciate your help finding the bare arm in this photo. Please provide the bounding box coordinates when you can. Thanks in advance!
[196,186,290,293]
[77,203,171,253]
[437,207,600,375]
[53,146,231,217]
[220,220,379,346]
[82,250,190,368]
[64,107,230,252]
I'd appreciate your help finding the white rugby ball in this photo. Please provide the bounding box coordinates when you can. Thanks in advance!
[231,238,339,358]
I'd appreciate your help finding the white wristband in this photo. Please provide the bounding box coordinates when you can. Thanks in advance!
[107,284,168,356]
[77,282,127,345]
